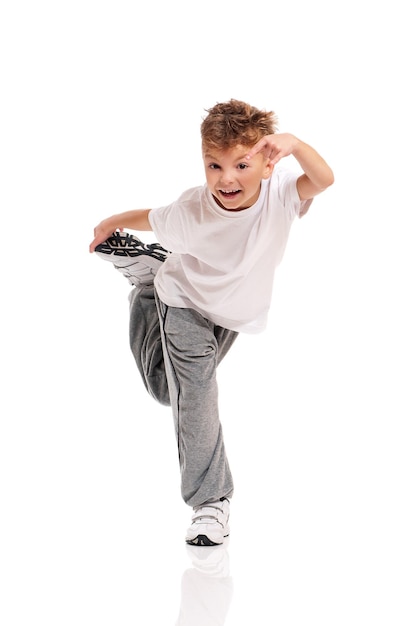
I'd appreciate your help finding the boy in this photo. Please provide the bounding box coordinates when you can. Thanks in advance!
[89,99,334,546]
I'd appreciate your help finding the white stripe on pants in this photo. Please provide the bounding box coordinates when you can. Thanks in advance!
[128,284,238,507]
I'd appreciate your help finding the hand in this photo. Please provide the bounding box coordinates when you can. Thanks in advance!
[89,221,122,253]
[246,133,298,166]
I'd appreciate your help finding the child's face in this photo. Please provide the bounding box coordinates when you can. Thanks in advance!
[202,144,273,211]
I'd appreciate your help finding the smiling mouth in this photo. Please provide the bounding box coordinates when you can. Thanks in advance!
[219,189,241,199]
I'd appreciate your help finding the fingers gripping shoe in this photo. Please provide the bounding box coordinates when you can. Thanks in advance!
[95,231,171,286]
[185,498,230,547]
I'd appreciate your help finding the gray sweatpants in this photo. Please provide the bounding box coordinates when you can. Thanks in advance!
[128,284,238,508]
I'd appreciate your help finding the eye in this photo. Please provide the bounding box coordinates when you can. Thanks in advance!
[208,163,220,170]
[238,163,248,170]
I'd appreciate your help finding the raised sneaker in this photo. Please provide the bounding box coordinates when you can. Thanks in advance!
[185,498,230,546]
[94,231,170,286]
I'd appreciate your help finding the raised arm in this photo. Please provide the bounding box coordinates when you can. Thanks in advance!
[89,209,152,253]
[246,133,334,201]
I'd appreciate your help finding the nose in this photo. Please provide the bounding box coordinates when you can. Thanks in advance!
[219,169,235,186]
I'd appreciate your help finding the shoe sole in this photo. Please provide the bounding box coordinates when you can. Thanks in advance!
[186,534,222,547]
[95,232,169,262]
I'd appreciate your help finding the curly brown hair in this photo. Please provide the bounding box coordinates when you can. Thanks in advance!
[201,99,278,151]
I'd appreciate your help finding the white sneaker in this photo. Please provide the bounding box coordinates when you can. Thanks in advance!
[185,498,230,546]
[94,231,170,286]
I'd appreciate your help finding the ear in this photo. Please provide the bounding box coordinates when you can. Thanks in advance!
[262,159,274,180]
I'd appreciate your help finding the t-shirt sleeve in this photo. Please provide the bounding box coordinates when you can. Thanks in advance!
[276,167,313,218]
[298,198,313,217]
[148,202,188,253]
[148,187,202,253]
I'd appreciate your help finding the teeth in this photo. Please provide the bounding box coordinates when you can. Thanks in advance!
[221,189,239,194]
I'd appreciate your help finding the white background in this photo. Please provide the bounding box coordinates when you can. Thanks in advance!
[1,1,410,624]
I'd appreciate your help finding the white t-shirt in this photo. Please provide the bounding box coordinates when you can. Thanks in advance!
[148,168,312,334]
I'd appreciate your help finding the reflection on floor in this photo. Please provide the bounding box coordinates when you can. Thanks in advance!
[176,543,233,626]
